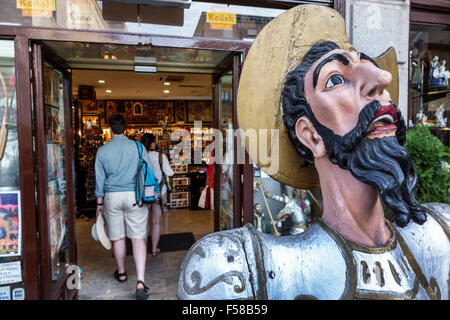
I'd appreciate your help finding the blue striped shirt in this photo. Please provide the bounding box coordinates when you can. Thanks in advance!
[95,135,150,197]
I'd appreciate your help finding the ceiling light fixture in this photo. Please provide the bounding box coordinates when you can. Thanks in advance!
[164,90,170,94]
[98,80,106,84]
[134,56,157,74]
[105,89,112,93]
[164,82,170,86]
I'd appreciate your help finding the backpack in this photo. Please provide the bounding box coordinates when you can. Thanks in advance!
[135,141,160,206]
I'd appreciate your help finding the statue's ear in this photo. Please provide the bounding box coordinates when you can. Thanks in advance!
[295,117,326,159]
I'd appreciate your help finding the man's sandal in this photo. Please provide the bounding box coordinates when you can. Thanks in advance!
[136,281,150,300]
[114,270,127,283]
[152,248,161,257]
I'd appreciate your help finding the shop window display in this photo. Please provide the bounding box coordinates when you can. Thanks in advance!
[409,24,450,146]
[0,40,23,299]
[253,166,322,237]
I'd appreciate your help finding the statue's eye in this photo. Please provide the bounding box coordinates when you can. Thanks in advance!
[325,74,345,88]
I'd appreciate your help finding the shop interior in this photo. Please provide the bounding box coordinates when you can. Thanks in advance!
[39,40,235,299]
[409,24,450,146]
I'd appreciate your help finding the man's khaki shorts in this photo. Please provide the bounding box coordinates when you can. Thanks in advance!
[103,191,148,241]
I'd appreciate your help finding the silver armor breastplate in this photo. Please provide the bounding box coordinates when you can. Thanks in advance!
[178,202,449,300]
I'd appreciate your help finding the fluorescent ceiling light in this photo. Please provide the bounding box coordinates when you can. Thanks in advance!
[135,65,157,73]
[164,90,170,94]
[105,89,112,93]
[164,82,171,86]
[98,80,106,84]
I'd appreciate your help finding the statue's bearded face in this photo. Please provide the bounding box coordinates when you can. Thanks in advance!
[300,48,426,227]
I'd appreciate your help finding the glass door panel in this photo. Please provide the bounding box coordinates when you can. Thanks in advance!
[43,63,70,282]
[217,71,233,231]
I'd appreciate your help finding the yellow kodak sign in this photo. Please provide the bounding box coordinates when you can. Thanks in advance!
[206,12,236,30]
[16,0,55,11]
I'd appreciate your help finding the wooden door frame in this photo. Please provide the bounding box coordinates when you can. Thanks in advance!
[32,42,78,300]
[14,35,40,300]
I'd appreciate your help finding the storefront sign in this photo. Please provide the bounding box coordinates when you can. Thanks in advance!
[206,12,236,30]
[0,286,10,300]
[0,191,21,258]
[0,262,22,285]
[16,0,55,10]
[17,0,55,18]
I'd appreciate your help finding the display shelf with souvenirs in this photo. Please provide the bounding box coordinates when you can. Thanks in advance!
[73,89,213,212]
[409,24,450,146]
[76,127,105,216]
[168,164,191,208]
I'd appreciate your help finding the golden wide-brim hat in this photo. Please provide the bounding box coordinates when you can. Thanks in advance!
[237,5,398,189]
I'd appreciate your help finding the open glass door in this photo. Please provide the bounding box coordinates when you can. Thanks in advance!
[31,43,77,300]
[213,54,242,231]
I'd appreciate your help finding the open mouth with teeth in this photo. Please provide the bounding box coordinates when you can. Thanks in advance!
[367,104,398,135]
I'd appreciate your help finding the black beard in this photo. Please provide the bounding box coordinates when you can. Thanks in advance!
[311,101,426,228]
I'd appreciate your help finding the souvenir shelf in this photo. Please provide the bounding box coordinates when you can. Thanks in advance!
[409,52,449,146]
[76,129,104,215]
[169,167,191,208]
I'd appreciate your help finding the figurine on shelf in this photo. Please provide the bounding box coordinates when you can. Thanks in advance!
[253,203,273,235]
[435,104,447,128]
[430,56,449,88]
[416,105,428,125]
[264,188,311,235]
[433,59,450,87]
[409,48,423,90]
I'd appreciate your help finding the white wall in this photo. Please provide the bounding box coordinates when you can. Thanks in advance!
[345,0,410,120]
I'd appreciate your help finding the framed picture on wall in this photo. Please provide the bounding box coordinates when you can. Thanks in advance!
[116,101,126,113]
[106,101,116,117]
[175,101,186,123]
[133,102,143,115]
[84,100,98,112]
[187,101,212,122]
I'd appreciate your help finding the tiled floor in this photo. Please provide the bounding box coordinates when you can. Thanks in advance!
[76,208,214,300]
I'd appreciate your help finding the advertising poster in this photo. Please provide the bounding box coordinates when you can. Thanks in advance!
[0,261,22,285]
[0,191,21,257]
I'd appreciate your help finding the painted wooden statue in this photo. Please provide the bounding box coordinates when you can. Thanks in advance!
[178,5,449,300]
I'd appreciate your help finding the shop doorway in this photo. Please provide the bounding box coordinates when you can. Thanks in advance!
[31,40,243,299]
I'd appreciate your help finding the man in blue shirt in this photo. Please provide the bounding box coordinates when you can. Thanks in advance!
[95,114,151,300]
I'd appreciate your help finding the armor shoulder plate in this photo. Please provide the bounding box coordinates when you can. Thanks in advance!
[177,224,264,300]
[258,222,355,300]
[396,202,450,300]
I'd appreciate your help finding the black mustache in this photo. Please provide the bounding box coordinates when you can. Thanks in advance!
[310,100,406,169]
